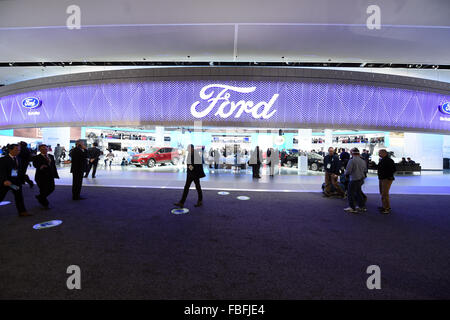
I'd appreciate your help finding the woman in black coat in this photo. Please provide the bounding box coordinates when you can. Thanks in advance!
[174,144,205,208]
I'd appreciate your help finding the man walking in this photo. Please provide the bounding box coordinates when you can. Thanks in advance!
[84,142,101,178]
[70,140,88,200]
[323,147,345,197]
[343,148,367,213]
[249,146,262,178]
[32,144,59,209]
[0,144,31,216]
[18,141,34,188]
[376,149,396,214]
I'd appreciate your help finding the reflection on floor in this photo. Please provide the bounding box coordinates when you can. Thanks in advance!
[25,164,450,195]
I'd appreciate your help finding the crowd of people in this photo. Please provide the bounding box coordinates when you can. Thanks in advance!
[1,139,400,217]
[398,157,416,165]
[322,146,396,214]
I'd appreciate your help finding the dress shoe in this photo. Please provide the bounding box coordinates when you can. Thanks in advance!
[173,202,184,208]
[194,201,203,207]
[19,211,33,217]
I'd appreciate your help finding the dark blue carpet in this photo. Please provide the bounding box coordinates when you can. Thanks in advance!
[0,185,449,299]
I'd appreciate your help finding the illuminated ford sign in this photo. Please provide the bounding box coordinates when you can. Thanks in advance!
[439,102,450,115]
[21,97,41,109]
[190,84,278,119]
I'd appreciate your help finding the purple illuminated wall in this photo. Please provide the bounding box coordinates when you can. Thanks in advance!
[0,80,449,132]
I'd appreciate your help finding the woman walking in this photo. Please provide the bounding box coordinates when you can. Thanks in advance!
[174,144,205,208]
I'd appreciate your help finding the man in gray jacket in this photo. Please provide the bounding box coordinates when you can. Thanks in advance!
[343,148,367,213]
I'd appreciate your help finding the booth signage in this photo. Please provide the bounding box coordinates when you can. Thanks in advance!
[21,97,41,109]
[1,80,449,132]
[190,84,279,119]
[439,102,450,115]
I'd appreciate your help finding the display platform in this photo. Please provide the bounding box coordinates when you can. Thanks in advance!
[25,166,450,195]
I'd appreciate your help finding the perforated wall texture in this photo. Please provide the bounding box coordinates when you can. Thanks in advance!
[1,78,449,133]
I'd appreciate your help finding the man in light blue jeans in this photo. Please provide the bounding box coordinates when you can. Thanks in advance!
[343,148,368,213]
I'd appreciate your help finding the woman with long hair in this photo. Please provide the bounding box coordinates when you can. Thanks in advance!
[174,144,205,208]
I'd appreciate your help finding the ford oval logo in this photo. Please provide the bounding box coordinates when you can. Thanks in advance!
[440,102,450,115]
[21,97,41,109]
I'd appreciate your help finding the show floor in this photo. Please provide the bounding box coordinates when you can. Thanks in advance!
[26,164,450,195]
[1,186,449,299]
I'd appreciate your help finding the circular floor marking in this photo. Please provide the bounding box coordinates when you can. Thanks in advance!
[237,196,250,200]
[33,220,63,230]
[0,201,11,206]
[171,208,189,215]
[218,191,230,195]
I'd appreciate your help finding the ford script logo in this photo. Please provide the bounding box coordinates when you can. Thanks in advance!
[21,97,41,109]
[439,102,450,115]
[191,84,278,119]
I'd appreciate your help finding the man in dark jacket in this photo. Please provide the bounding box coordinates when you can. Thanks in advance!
[323,147,344,197]
[32,144,59,208]
[376,149,396,214]
[339,148,350,169]
[18,141,34,188]
[280,149,287,166]
[84,142,101,178]
[174,144,205,208]
[0,144,31,216]
[70,140,88,200]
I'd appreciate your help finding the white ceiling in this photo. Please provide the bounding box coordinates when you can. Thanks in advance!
[1,0,449,85]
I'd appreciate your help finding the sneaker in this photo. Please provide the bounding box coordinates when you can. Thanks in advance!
[378,206,391,211]
[344,207,358,213]
[380,208,391,214]
[357,207,367,212]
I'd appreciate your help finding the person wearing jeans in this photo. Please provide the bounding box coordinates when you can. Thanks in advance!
[343,148,368,213]
[376,149,396,214]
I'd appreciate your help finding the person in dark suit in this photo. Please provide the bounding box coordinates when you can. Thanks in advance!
[18,141,34,188]
[70,140,88,200]
[0,144,31,216]
[84,142,101,178]
[174,144,205,208]
[32,144,59,209]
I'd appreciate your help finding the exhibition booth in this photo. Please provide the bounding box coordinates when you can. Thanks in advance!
[0,67,449,170]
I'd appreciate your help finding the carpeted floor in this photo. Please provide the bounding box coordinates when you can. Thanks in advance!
[0,185,449,299]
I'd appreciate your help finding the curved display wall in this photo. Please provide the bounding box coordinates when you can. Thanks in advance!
[0,67,449,133]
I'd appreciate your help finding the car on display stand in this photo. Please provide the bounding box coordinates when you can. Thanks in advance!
[282,149,324,171]
[131,147,180,168]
